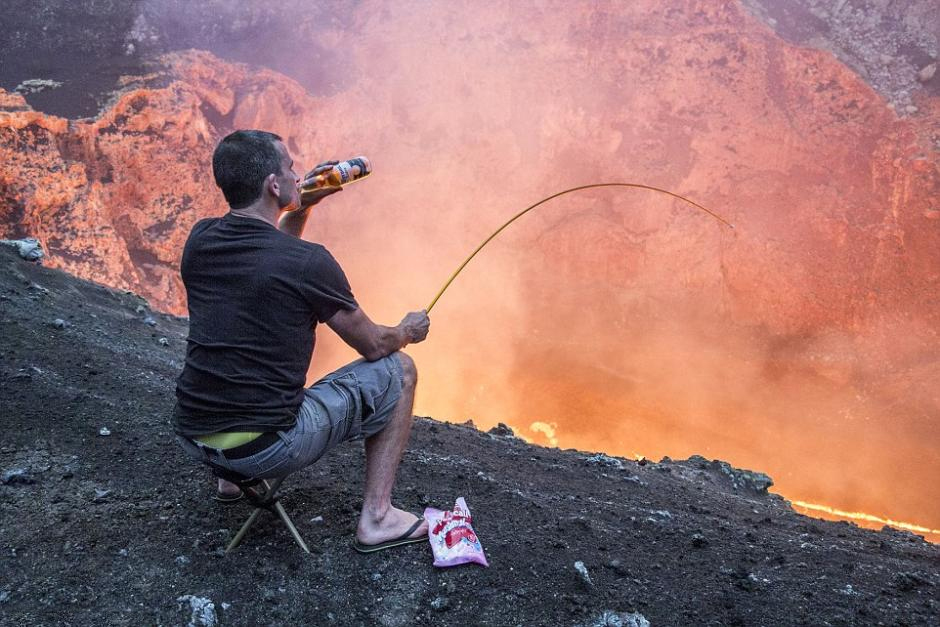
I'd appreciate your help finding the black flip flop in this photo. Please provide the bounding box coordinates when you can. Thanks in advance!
[352,519,427,554]
[213,491,244,504]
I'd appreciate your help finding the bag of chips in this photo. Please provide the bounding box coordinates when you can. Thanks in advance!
[424,497,488,567]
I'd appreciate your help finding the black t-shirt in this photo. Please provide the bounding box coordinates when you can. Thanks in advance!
[173,213,358,437]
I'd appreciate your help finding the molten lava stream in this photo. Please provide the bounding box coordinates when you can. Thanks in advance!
[790,500,940,543]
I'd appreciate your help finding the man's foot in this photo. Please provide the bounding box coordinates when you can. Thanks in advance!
[356,505,428,547]
[352,518,427,553]
[214,478,242,504]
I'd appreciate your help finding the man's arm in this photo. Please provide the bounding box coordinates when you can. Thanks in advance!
[327,307,430,361]
[278,205,315,238]
[278,160,341,238]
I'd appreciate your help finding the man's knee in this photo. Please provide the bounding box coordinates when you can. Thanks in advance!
[396,351,417,388]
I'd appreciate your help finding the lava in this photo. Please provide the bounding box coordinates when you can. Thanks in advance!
[791,500,940,543]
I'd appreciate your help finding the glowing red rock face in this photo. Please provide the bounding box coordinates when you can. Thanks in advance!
[1,1,937,537]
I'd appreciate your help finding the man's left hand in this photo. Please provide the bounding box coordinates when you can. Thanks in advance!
[299,160,343,209]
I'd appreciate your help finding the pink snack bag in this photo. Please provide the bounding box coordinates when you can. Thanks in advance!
[424,497,489,567]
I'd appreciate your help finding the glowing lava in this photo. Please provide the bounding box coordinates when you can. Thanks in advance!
[791,500,940,543]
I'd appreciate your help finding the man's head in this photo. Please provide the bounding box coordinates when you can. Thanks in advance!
[212,130,299,210]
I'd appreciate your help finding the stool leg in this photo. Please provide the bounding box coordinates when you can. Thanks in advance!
[274,501,310,553]
[265,478,310,553]
[226,507,262,553]
[263,477,285,494]
[224,476,310,554]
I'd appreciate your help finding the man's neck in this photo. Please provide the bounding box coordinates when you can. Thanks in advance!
[227,201,279,227]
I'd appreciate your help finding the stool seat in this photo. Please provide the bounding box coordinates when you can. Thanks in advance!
[211,467,310,554]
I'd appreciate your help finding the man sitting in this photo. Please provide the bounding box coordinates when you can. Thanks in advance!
[174,130,431,551]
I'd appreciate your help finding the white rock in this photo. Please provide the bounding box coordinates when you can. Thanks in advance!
[623,613,651,627]
[99,427,111,437]
[590,611,651,627]
[574,560,594,586]
[14,79,63,94]
[177,595,218,627]
[0,238,44,262]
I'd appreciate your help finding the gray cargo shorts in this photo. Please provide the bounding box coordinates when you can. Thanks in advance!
[177,353,405,479]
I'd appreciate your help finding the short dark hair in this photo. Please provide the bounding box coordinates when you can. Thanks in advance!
[212,130,284,209]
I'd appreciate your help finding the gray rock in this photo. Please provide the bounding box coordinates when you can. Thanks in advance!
[691,533,708,548]
[176,555,191,566]
[575,560,594,586]
[585,453,624,469]
[430,596,450,611]
[158,337,169,346]
[143,316,157,327]
[0,590,10,604]
[52,318,68,329]
[589,611,650,627]
[0,238,44,262]
[1,468,34,485]
[686,455,773,493]
[607,559,629,576]
[177,595,218,627]
[487,423,515,437]
[623,613,651,627]
[99,427,111,436]
[839,584,859,596]
[592,610,623,627]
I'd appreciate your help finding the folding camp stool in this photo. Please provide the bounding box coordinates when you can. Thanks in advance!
[212,466,310,554]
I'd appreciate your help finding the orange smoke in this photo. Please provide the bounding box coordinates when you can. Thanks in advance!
[296,0,939,541]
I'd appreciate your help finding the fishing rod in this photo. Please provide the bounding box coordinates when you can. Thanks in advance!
[426,182,735,313]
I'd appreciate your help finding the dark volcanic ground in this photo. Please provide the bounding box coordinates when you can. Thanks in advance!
[0,245,938,626]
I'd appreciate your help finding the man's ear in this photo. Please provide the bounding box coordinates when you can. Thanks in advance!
[265,173,279,198]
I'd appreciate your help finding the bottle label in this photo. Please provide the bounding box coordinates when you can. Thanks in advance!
[335,157,370,184]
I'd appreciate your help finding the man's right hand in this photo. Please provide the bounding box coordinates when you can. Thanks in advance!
[327,307,430,361]
[299,160,343,209]
[399,310,430,344]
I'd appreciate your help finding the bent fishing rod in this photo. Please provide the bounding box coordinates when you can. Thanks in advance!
[425,182,735,313]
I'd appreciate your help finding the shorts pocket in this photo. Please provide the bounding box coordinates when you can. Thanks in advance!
[327,372,360,424]
[276,430,301,460]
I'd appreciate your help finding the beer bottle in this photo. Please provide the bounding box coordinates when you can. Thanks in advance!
[299,156,372,203]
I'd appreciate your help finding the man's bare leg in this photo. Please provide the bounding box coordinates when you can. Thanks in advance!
[356,352,428,545]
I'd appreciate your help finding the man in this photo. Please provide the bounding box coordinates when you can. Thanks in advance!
[174,130,431,552]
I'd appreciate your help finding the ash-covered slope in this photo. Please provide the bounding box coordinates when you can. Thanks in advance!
[1,247,937,626]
